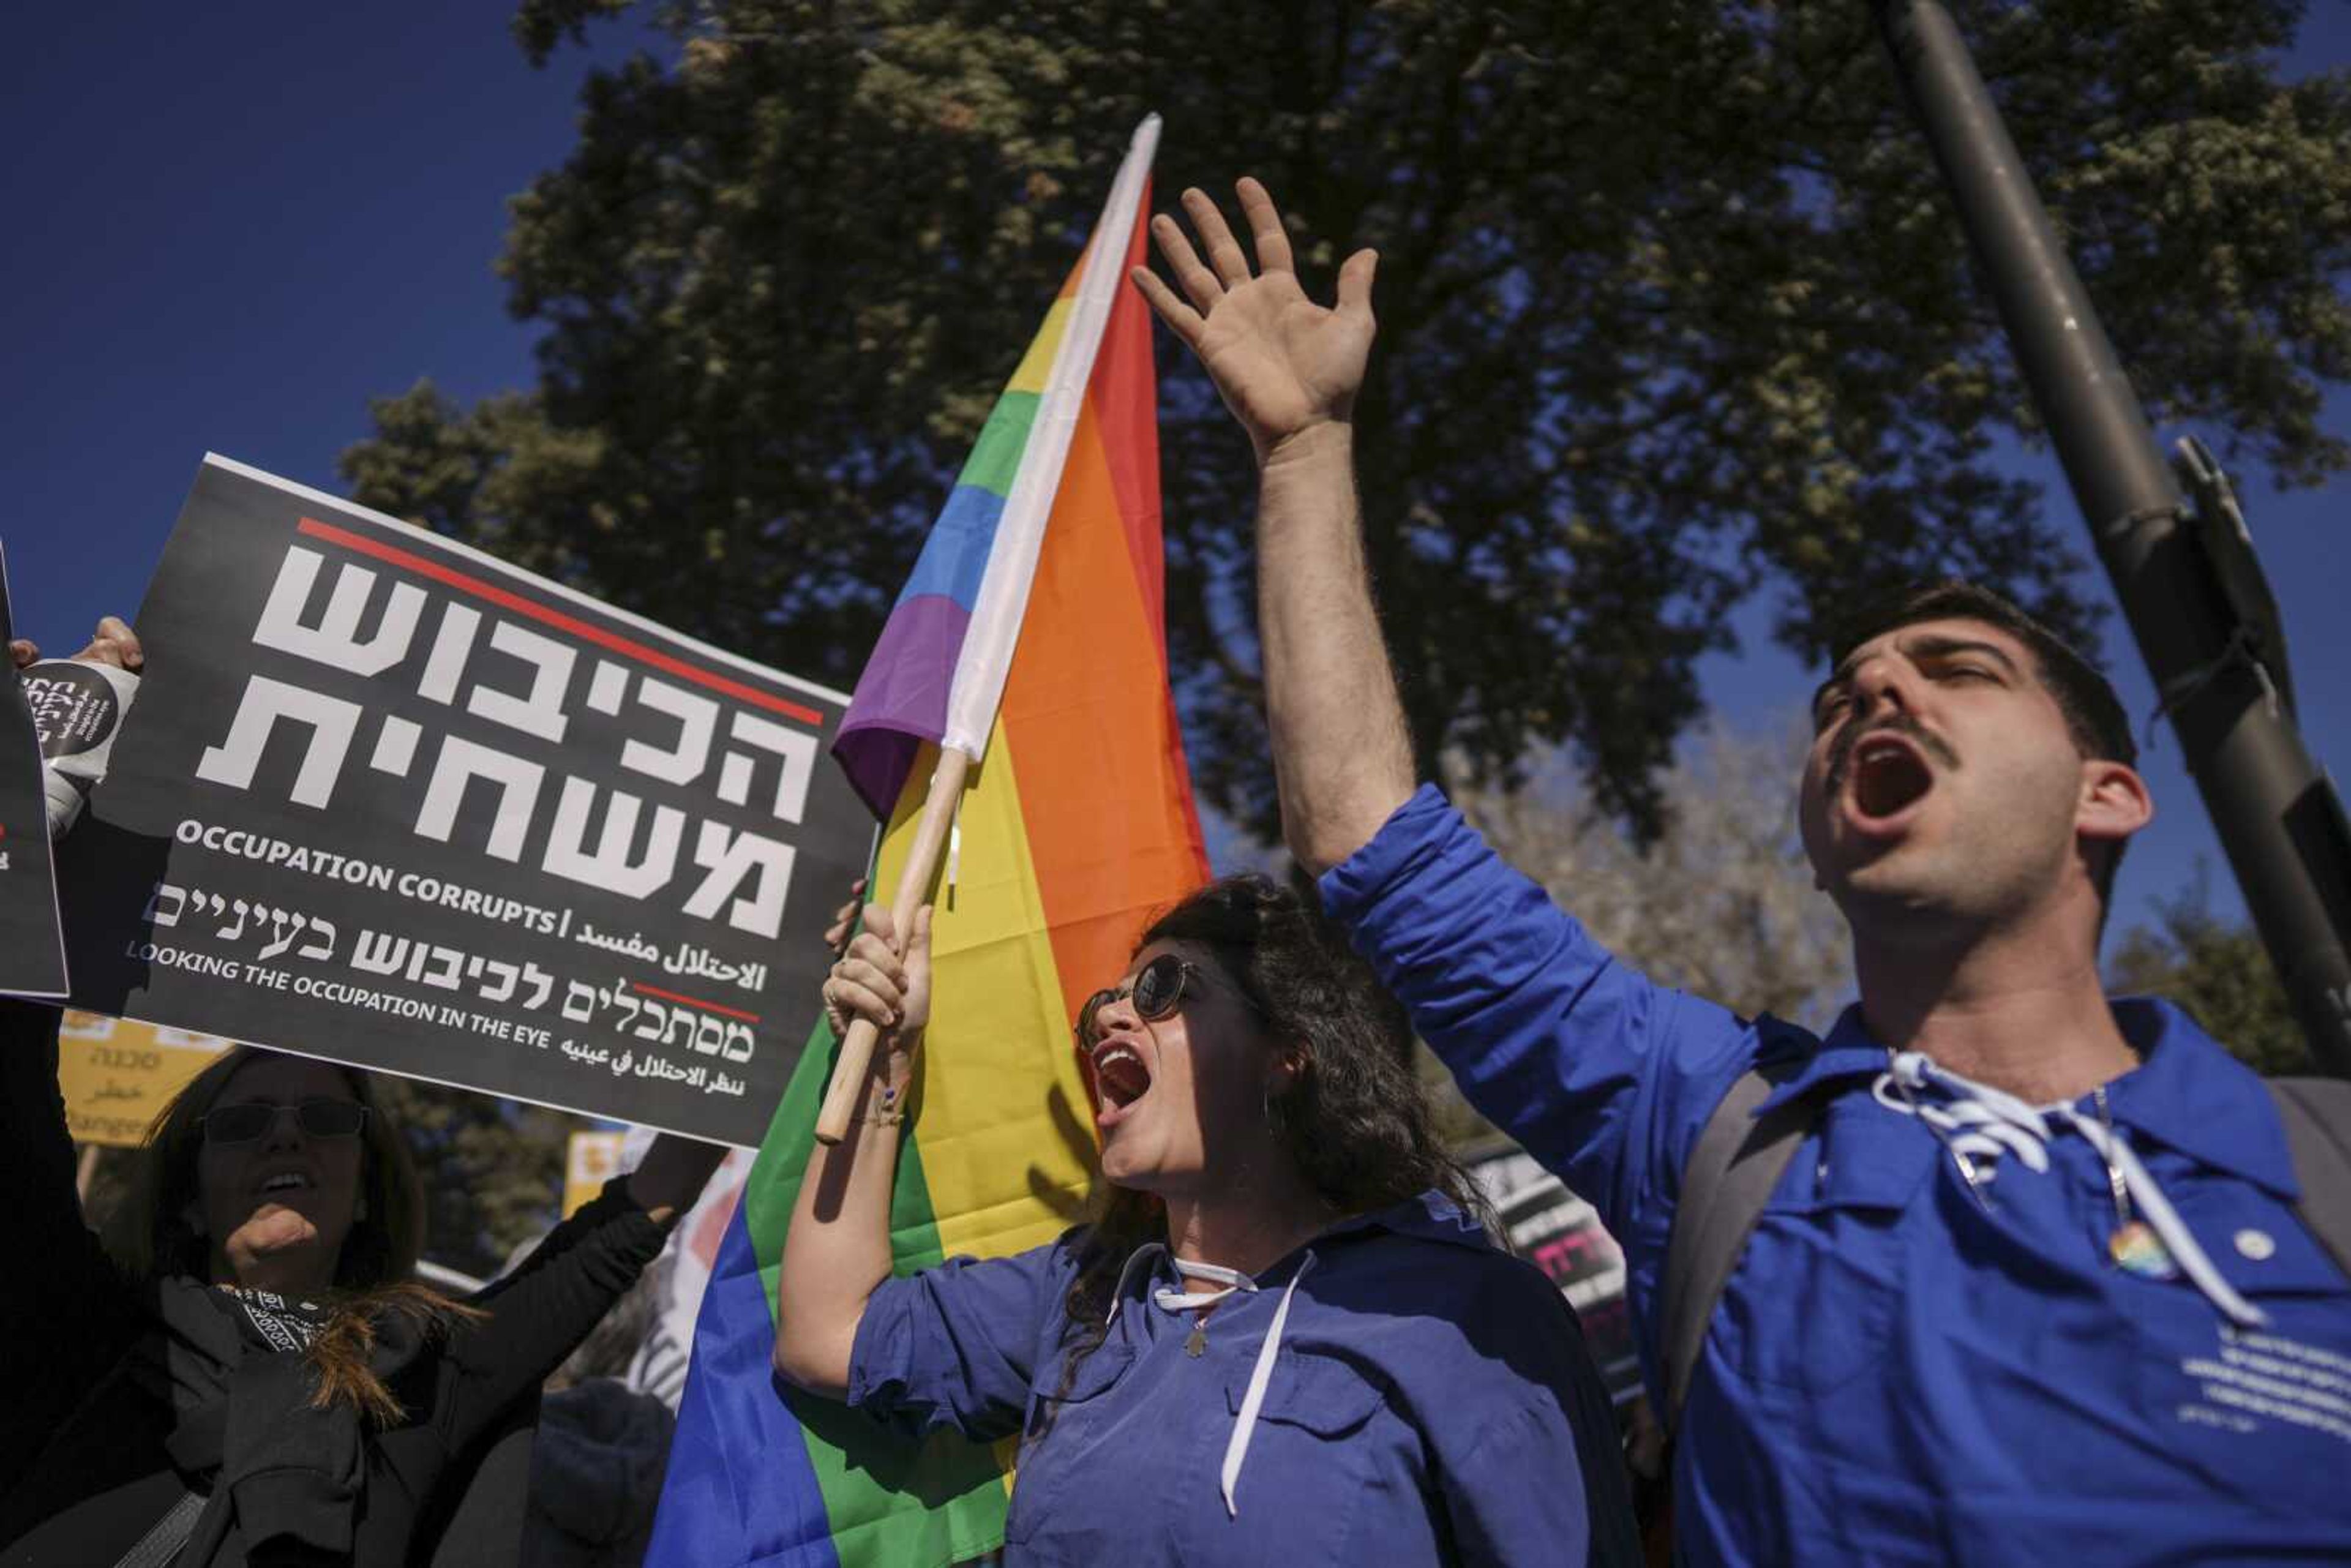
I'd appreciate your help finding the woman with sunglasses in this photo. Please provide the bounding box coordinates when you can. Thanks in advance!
[1,621,727,1567]
[774,874,1638,1566]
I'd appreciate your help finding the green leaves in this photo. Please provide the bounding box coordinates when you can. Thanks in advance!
[372,1074,573,1279]
[343,0,2351,844]
[2108,874,2311,1077]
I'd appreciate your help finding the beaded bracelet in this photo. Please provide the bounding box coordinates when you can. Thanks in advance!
[852,1082,907,1127]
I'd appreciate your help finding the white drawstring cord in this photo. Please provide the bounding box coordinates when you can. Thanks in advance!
[1101,1242,1167,1327]
[1218,1256,1313,1517]
[1101,1247,1320,1516]
[1153,1258,1261,1315]
[1874,1051,2265,1329]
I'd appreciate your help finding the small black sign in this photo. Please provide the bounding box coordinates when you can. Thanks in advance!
[0,541,72,999]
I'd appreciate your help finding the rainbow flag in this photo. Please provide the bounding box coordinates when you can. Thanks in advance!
[645,116,1207,1568]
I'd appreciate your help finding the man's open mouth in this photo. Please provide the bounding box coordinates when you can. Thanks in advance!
[255,1171,315,1198]
[1850,733,1935,823]
[1091,1038,1153,1120]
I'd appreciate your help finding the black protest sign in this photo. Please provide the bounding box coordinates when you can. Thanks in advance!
[1478,1149,1641,1403]
[58,456,868,1144]
[0,542,71,998]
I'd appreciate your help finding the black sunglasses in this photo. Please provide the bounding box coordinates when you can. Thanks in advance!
[1075,953,1264,1051]
[201,1098,370,1146]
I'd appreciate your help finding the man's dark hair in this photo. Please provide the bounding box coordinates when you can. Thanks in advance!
[1830,580,2137,910]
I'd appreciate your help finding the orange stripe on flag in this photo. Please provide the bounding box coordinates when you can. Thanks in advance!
[1002,379,1207,1032]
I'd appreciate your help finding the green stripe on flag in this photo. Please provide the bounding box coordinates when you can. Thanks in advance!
[953,391,1039,499]
[741,1016,1014,1567]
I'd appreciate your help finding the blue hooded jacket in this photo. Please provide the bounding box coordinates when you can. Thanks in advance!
[1321,786,2351,1566]
[846,1191,1638,1566]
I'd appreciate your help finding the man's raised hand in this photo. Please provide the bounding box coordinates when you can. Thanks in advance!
[1130,178,1376,462]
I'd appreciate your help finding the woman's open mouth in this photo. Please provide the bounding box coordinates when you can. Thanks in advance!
[1091,1038,1153,1127]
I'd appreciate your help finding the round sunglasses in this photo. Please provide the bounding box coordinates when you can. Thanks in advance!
[1074,952,1265,1051]
[201,1098,370,1146]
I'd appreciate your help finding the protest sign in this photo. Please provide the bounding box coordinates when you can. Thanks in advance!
[56,1010,230,1146]
[0,541,72,998]
[26,655,141,838]
[58,455,868,1145]
[1474,1147,1641,1403]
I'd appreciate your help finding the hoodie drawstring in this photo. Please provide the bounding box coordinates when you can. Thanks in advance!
[1215,1256,1313,1518]
[1873,1050,2264,1329]
[1101,1246,1319,1517]
[1101,1242,1168,1327]
[1153,1258,1261,1315]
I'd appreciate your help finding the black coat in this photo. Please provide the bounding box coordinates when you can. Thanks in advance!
[0,1002,670,1567]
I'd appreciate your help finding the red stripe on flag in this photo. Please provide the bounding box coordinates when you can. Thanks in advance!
[295,516,827,728]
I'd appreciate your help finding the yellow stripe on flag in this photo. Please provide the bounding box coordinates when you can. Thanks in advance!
[1005,298,1075,397]
[874,722,1099,1261]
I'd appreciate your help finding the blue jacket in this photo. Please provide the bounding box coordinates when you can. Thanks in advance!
[1322,787,2351,1566]
[846,1191,1638,1565]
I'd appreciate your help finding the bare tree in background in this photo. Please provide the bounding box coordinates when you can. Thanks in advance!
[1456,718,1853,1021]
[2108,868,2309,1078]
[1424,716,1853,1146]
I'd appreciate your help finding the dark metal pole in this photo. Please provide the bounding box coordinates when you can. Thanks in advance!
[1875,0,2351,1075]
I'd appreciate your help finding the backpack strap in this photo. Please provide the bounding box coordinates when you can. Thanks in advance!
[112,1489,205,1568]
[2265,1076,2351,1282]
[1660,1065,1826,1431]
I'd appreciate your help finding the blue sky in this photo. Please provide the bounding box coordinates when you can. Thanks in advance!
[2,3,2344,948]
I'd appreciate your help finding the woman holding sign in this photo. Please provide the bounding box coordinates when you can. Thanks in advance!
[1,623,730,1568]
[774,876,1638,1566]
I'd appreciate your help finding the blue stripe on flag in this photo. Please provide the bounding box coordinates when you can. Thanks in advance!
[642,1205,844,1568]
[891,484,1007,611]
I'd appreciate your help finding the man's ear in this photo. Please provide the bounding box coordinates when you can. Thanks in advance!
[2077,757,2153,848]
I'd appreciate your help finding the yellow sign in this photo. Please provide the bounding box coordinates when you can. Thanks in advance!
[564,1130,628,1217]
[58,1011,233,1147]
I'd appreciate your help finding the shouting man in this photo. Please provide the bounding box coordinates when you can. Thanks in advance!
[1133,179,2351,1564]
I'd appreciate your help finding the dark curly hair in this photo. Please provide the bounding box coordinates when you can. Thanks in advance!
[1051,874,1497,1390]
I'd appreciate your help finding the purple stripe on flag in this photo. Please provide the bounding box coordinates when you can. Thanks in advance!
[834,593,970,817]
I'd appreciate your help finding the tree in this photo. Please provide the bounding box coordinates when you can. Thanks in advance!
[1422,717,1854,1144]
[343,0,2351,845]
[372,1078,575,1280]
[2107,874,2309,1076]
[1455,718,1853,1023]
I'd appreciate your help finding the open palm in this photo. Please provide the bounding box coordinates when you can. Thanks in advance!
[1133,179,1376,457]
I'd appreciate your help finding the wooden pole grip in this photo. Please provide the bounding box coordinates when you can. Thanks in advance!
[812,748,971,1144]
[814,1015,885,1144]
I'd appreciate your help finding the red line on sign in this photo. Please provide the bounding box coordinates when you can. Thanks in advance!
[630,980,762,1024]
[296,516,825,728]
